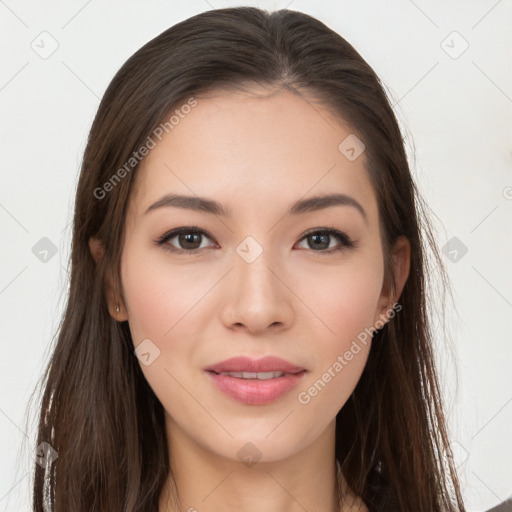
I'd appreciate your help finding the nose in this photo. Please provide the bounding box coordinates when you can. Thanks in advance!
[219,243,294,335]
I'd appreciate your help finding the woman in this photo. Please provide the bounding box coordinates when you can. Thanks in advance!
[31,7,466,511]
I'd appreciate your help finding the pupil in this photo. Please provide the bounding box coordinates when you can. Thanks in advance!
[310,233,329,250]
[180,233,200,248]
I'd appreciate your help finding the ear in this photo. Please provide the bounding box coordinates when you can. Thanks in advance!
[374,235,410,325]
[88,237,128,322]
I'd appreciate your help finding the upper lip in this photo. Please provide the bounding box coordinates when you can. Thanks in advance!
[205,356,306,374]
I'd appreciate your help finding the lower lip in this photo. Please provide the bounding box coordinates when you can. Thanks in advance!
[205,371,307,405]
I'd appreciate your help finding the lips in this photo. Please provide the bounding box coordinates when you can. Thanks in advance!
[215,370,286,380]
[204,356,307,405]
[204,355,306,374]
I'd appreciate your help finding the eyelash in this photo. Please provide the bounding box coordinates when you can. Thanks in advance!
[154,225,356,255]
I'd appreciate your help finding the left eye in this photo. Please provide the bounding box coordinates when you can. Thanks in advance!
[295,229,354,252]
[155,227,354,254]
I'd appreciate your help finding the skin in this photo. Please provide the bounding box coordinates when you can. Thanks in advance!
[90,85,410,512]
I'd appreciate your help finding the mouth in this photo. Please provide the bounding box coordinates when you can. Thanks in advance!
[211,370,294,380]
[204,356,307,405]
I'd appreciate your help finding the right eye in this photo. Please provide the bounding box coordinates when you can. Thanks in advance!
[155,226,217,253]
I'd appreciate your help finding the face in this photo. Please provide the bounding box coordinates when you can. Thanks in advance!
[114,87,398,463]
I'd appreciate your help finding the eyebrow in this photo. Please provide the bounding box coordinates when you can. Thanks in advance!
[145,192,367,222]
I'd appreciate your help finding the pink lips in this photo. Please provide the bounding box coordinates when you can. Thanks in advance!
[205,355,305,374]
[204,356,307,405]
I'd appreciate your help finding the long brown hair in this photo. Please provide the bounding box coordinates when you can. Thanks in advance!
[28,7,465,511]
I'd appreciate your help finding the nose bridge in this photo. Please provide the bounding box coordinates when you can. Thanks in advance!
[221,234,293,332]
[234,234,281,304]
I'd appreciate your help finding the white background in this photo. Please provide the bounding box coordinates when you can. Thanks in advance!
[0,1,511,511]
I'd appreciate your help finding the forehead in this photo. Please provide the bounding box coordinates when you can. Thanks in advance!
[128,87,378,223]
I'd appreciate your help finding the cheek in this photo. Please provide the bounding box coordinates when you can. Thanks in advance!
[294,250,384,349]
[120,246,215,413]
[120,243,215,345]
[327,272,382,346]
[292,253,383,413]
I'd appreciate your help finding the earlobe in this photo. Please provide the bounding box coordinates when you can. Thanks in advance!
[108,298,129,322]
[88,236,129,322]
